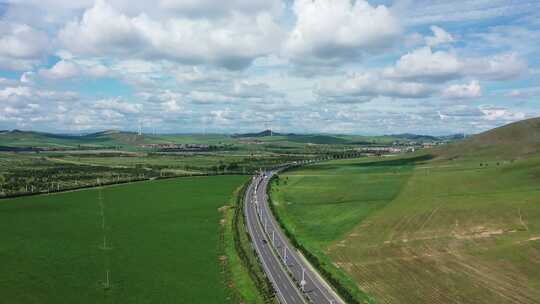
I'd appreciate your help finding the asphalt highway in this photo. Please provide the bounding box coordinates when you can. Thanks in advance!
[244,168,343,304]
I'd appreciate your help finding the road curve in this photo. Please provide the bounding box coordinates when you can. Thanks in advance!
[244,168,344,304]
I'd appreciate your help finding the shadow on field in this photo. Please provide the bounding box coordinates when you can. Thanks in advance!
[285,154,434,174]
[352,154,433,168]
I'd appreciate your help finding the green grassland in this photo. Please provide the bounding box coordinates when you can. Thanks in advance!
[270,118,540,304]
[271,156,426,247]
[0,175,249,304]
[0,129,442,198]
[0,149,309,197]
[272,155,540,304]
[0,129,374,197]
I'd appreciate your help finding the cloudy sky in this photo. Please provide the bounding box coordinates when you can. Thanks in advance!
[0,0,539,135]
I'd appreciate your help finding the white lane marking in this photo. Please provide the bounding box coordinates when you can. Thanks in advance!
[247,181,307,304]
[244,186,290,304]
[260,171,341,304]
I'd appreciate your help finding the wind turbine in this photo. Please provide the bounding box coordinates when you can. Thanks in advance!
[264,121,273,136]
[137,120,143,136]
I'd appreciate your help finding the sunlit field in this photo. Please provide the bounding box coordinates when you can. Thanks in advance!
[0,176,246,304]
[272,154,540,303]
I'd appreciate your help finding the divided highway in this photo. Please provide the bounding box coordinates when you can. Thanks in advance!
[244,168,343,304]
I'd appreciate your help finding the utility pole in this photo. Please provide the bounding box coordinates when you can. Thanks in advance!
[103,270,110,290]
[301,267,306,292]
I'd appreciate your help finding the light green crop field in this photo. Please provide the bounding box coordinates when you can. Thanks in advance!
[0,175,248,304]
[271,154,540,304]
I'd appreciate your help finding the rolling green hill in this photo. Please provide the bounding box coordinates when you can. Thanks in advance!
[285,134,350,144]
[235,132,445,146]
[0,130,178,149]
[0,130,137,148]
[233,131,350,144]
[0,130,80,148]
[433,117,540,160]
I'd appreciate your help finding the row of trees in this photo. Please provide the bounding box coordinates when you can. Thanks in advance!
[0,162,157,197]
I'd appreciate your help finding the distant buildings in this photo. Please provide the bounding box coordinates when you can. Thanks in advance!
[140,143,210,151]
[357,147,404,154]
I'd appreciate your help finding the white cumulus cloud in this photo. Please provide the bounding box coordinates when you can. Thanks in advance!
[38,59,110,80]
[384,47,462,82]
[442,80,482,99]
[385,47,527,83]
[0,22,49,70]
[425,25,455,46]
[58,0,284,70]
[285,0,401,63]
[94,97,142,114]
[317,72,433,103]
[158,0,283,17]
[465,53,527,81]
[479,105,526,121]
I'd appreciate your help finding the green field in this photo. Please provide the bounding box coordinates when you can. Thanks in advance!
[0,150,309,197]
[271,153,540,303]
[0,128,445,198]
[0,175,249,303]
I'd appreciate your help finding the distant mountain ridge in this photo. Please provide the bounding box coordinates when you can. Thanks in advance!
[0,127,470,149]
[389,133,440,141]
[4,117,536,155]
[0,129,146,148]
[232,129,290,137]
[232,130,354,144]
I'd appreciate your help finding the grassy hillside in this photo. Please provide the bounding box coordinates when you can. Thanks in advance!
[0,176,249,304]
[0,130,143,148]
[0,130,85,148]
[285,134,350,144]
[270,118,540,304]
[0,130,233,149]
[433,117,540,160]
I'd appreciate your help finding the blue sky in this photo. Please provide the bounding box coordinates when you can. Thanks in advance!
[0,0,539,135]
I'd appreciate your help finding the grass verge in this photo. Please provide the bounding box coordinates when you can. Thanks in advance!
[267,170,376,304]
[222,182,272,303]
[228,180,277,303]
